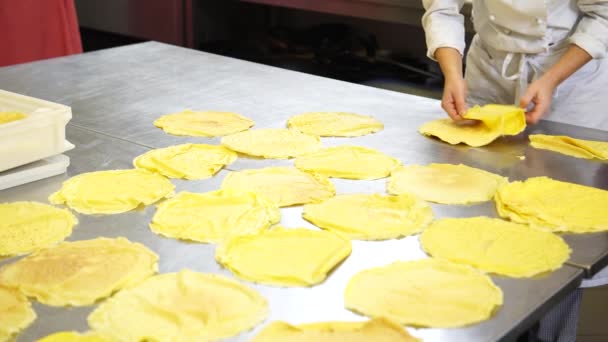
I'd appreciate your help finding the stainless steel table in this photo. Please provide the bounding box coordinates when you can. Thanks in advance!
[0,127,584,342]
[2,41,607,341]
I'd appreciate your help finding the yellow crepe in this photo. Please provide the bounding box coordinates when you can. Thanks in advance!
[419,104,526,147]
[222,167,335,207]
[0,201,77,256]
[295,146,401,180]
[216,227,352,286]
[88,270,268,342]
[303,193,433,240]
[0,285,36,342]
[344,259,503,328]
[49,169,175,215]
[0,112,27,125]
[387,163,507,204]
[287,112,383,137]
[150,189,280,243]
[37,332,113,342]
[251,318,420,342]
[421,217,571,277]
[154,110,254,137]
[133,143,237,180]
[495,176,608,233]
[529,134,608,160]
[221,128,321,159]
[0,237,158,306]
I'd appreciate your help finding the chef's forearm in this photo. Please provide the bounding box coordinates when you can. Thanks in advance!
[542,44,592,86]
[435,47,464,81]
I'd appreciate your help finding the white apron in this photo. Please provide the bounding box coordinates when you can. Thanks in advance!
[465,34,608,131]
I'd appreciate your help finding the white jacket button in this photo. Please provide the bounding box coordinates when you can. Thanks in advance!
[489,14,496,21]
[536,17,544,24]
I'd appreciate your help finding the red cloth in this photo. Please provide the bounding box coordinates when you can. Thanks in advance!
[0,0,82,67]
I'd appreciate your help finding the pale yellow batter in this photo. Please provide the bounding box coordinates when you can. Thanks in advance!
[344,259,503,328]
[221,128,321,159]
[88,270,268,342]
[420,217,571,277]
[0,237,158,307]
[287,112,384,137]
[495,176,608,233]
[251,318,420,342]
[216,227,352,286]
[0,201,77,256]
[37,332,113,342]
[150,189,280,243]
[133,143,237,179]
[530,134,608,160]
[419,104,526,147]
[295,146,401,180]
[303,193,433,240]
[154,110,254,137]
[222,167,335,207]
[0,112,27,125]
[49,169,175,215]
[0,285,36,342]
[387,163,507,204]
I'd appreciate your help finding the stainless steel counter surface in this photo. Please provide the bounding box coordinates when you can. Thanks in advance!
[0,125,584,341]
[1,41,606,341]
[0,42,606,276]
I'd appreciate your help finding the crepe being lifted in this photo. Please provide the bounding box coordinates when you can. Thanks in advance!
[421,217,571,277]
[0,237,158,306]
[495,177,608,233]
[303,193,433,240]
[529,134,608,160]
[419,104,526,147]
[387,163,507,204]
[0,285,36,342]
[0,201,77,256]
[221,128,321,159]
[251,318,420,342]
[36,332,113,342]
[295,146,400,180]
[133,143,237,180]
[344,259,503,328]
[287,112,383,137]
[216,227,352,287]
[150,189,280,243]
[222,167,335,207]
[49,169,174,215]
[154,110,254,137]
[88,270,268,342]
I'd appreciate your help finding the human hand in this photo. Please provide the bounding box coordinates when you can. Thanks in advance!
[441,76,468,121]
[520,76,558,124]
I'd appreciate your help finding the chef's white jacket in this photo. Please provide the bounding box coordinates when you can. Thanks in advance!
[422,0,608,130]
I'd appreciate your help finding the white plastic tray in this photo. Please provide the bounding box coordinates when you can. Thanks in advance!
[0,89,74,172]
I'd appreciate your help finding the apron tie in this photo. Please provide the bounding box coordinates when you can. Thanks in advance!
[500,52,529,106]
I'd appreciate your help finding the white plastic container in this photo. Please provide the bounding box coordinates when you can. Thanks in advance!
[0,89,74,172]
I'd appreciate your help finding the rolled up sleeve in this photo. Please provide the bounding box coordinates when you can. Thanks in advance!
[422,0,466,61]
[570,1,608,58]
